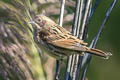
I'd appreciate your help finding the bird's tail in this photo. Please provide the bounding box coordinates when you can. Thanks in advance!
[85,47,112,59]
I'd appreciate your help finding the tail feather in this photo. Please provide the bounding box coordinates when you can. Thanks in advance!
[85,47,112,59]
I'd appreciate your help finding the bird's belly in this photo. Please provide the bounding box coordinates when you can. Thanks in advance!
[37,42,67,59]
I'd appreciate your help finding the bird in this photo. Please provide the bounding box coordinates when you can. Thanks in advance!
[29,14,112,60]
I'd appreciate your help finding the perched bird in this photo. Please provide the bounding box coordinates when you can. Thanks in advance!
[30,15,111,59]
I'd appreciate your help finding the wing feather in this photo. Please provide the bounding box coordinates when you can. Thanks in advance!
[40,24,88,51]
[46,34,88,51]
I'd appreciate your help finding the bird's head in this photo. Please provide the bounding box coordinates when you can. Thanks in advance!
[29,14,55,31]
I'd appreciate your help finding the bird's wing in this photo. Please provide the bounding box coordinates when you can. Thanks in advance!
[39,24,88,51]
[46,36,111,59]
[46,31,88,51]
[48,38,88,51]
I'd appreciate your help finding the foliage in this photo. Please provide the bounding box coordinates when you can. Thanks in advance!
[0,0,46,80]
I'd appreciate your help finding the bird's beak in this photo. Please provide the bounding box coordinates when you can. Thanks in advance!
[28,21,35,24]
[28,20,41,30]
[28,20,37,30]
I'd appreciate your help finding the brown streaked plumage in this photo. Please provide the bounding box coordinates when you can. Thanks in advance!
[30,14,112,59]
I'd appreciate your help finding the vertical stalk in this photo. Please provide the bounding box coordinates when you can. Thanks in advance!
[75,0,93,80]
[65,0,81,80]
[81,0,117,80]
[82,0,102,69]
[68,0,93,80]
[55,0,65,80]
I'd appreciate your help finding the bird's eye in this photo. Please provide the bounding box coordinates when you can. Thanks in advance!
[36,18,42,23]
[35,18,46,26]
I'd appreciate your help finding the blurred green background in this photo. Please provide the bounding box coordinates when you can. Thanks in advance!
[87,0,120,80]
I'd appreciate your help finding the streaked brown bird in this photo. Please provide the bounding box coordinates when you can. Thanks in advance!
[30,14,112,59]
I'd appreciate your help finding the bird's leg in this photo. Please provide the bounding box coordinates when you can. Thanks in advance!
[55,59,63,80]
